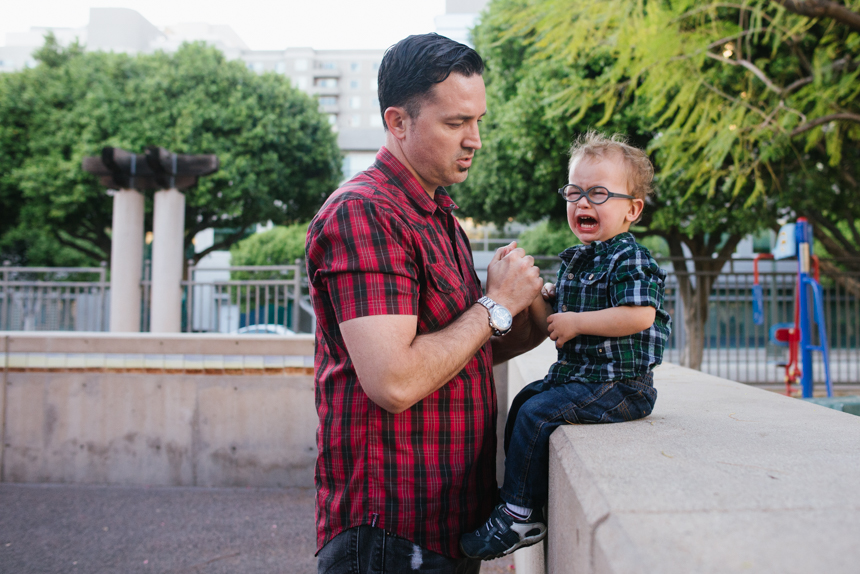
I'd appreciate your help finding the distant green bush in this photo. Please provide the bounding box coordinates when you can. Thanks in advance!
[518,220,578,258]
[229,222,309,280]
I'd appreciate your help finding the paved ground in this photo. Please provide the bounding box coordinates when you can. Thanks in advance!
[0,483,515,574]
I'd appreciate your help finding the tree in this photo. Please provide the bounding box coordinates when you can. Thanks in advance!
[0,35,342,266]
[457,0,859,368]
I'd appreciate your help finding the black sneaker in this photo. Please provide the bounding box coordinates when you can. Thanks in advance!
[459,503,547,560]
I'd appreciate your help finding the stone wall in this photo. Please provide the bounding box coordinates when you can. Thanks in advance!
[507,340,860,574]
[1,332,316,487]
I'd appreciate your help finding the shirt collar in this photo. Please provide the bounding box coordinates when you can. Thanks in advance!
[373,147,459,215]
[559,232,635,263]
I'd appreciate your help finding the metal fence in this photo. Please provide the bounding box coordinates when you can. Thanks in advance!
[534,256,860,387]
[141,260,313,334]
[665,261,860,388]
[0,263,109,331]
[3,257,860,388]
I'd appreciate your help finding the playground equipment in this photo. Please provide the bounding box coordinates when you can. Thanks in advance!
[752,218,832,398]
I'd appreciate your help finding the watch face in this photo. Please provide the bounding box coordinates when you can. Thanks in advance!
[491,306,513,330]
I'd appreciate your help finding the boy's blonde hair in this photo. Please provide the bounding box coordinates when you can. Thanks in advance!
[568,130,654,201]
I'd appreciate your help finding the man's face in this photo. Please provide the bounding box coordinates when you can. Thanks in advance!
[399,73,486,195]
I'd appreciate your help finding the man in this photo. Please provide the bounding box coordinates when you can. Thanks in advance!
[307,34,544,573]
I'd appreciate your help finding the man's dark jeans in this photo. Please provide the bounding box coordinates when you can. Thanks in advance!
[501,373,657,509]
[317,526,481,574]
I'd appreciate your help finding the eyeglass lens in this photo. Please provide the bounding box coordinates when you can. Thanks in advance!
[562,185,610,204]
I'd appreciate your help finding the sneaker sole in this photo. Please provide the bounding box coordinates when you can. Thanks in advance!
[460,524,548,561]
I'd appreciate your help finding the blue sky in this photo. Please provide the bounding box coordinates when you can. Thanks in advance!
[2,0,447,50]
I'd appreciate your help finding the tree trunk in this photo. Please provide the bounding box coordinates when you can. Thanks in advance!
[664,231,743,370]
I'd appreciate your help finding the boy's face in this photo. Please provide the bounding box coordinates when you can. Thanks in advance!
[566,153,644,245]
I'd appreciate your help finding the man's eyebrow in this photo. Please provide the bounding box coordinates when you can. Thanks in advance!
[446,110,488,121]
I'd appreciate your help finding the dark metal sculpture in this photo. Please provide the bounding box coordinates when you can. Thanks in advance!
[82,147,219,191]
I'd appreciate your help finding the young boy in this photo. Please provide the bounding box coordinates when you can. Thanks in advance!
[460,131,671,560]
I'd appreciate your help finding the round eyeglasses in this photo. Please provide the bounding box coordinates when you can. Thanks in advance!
[557,184,636,205]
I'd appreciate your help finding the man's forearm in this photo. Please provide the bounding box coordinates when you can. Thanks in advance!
[340,303,494,414]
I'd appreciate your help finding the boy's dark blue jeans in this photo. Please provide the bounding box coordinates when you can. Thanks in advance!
[500,372,657,510]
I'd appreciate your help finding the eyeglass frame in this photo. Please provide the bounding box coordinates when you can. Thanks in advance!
[557,184,638,205]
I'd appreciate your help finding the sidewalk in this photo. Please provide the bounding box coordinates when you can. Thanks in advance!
[0,483,515,573]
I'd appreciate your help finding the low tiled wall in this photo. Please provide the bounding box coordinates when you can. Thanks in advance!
[0,332,316,488]
[507,340,860,574]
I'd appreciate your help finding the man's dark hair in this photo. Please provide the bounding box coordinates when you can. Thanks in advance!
[377,33,484,131]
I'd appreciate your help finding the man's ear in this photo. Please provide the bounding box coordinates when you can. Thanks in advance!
[626,199,645,222]
[383,107,409,140]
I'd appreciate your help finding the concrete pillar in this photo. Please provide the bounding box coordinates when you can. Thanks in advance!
[150,188,185,333]
[109,189,145,332]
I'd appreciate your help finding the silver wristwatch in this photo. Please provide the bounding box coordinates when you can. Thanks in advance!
[477,296,513,337]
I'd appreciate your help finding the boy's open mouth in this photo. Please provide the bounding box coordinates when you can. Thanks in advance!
[577,215,598,230]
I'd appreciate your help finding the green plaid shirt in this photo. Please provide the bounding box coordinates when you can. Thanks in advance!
[546,232,671,384]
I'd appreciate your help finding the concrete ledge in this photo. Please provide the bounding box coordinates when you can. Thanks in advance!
[1,331,315,356]
[508,340,860,573]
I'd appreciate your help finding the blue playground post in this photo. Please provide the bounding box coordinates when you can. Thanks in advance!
[795,218,833,398]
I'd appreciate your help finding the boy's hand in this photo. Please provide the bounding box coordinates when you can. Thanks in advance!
[541,282,556,301]
[547,312,579,348]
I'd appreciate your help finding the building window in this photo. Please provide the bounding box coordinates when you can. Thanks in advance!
[369,114,383,127]
[369,78,378,91]
[319,96,338,106]
[371,61,381,72]
[248,62,265,73]
[350,62,361,72]
[349,96,361,109]
[350,114,362,127]
[295,59,308,71]
[294,76,309,90]
[275,62,286,74]
[349,79,360,90]
[315,77,338,88]
[316,61,337,70]
[371,96,380,108]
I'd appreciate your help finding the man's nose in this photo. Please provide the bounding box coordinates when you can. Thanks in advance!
[464,122,482,150]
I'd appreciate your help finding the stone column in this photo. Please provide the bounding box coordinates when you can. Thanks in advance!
[150,188,185,333]
[109,189,145,332]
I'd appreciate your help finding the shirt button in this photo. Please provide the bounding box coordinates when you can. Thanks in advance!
[561,305,568,312]
[567,273,573,279]
[588,273,594,280]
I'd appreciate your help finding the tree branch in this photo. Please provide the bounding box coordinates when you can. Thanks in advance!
[701,81,771,121]
[771,0,860,32]
[790,112,860,136]
[52,230,108,264]
[705,52,784,94]
[806,211,860,258]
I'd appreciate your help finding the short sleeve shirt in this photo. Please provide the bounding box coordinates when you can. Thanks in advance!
[546,232,671,383]
[305,147,497,558]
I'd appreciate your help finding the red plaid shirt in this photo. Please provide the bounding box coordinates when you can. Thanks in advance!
[306,147,498,558]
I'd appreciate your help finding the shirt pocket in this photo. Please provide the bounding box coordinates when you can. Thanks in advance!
[573,270,609,312]
[420,262,469,332]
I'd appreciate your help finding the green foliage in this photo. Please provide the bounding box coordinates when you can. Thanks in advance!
[229,222,309,273]
[0,37,342,267]
[458,0,860,367]
[517,219,578,257]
